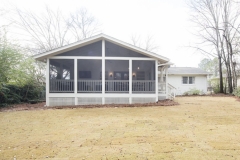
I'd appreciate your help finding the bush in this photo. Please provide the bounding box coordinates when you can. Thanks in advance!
[0,82,44,106]
[0,84,9,106]
[183,88,201,96]
[233,87,240,98]
[213,86,220,94]
[0,91,7,104]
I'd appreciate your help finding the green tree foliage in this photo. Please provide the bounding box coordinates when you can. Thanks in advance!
[199,58,230,93]
[198,58,219,76]
[0,32,23,84]
[0,30,44,106]
[233,87,240,97]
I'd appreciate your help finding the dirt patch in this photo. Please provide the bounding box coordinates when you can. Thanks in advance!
[235,97,240,102]
[0,99,179,112]
[0,102,47,112]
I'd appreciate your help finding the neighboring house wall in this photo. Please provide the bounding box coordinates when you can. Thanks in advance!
[168,75,207,95]
[237,76,240,87]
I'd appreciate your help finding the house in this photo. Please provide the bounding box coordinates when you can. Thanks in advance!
[237,69,240,87]
[34,34,173,106]
[166,67,209,95]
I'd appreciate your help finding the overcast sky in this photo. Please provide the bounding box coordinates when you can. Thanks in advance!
[1,0,207,67]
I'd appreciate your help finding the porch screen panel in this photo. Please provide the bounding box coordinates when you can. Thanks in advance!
[105,41,147,57]
[49,59,74,93]
[105,60,129,93]
[56,41,102,56]
[132,60,155,93]
[77,59,102,93]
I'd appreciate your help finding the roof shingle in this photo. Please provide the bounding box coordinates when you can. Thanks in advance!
[168,67,209,75]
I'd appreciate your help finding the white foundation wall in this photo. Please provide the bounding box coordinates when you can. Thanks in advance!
[49,97,75,106]
[168,75,208,95]
[47,94,157,106]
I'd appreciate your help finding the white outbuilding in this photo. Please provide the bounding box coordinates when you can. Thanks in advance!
[166,67,210,95]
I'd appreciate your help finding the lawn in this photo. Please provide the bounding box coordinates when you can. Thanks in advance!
[0,96,240,159]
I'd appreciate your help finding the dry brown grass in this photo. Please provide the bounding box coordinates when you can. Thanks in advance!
[1,96,240,159]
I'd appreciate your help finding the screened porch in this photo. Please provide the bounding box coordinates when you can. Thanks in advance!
[49,59,157,93]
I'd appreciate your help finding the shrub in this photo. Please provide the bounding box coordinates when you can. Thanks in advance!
[213,86,220,94]
[233,87,240,98]
[183,88,201,96]
[0,84,9,106]
[0,82,44,106]
[0,91,7,104]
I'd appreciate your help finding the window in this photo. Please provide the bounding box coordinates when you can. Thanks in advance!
[132,60,155,80]
[189,77,195,84]
[114,72,129,80]
[49,59,74,80]
[182,76,195,84]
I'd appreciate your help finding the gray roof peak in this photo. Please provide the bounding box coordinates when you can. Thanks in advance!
[168,67,210,75]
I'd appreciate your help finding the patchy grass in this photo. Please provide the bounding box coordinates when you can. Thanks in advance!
[0,97,240,159]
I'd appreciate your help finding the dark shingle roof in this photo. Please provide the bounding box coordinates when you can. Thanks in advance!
[168,67,210,75]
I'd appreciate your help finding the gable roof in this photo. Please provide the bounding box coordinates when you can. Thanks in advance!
[34,33,169,63]
[168,67,210,75]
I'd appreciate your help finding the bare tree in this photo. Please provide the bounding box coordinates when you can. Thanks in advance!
[130,34,159,52]
[220,0,240,92]
[68,8,100,41]
[13,6,100,53]
[14,7,70,53]
[188,0,240,93]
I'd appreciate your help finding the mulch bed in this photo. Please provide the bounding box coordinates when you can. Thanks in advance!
[178,93,235,97]
[0,99,179,112]
[209,93,235,97]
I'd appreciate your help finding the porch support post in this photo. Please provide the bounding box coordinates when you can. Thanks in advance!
[74,58,78,105]
[46,59,49,106]
[160,67,164,82]
[155,60,158,102]
[165,67,168,99]
[129,60,132,104]
[102,39,105,104]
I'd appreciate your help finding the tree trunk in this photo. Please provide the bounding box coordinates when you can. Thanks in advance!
[229,42,237,90]
[218,56,224,93]
[225,37,233,93]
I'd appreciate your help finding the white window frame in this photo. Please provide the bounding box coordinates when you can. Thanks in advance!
[182,76,195,84]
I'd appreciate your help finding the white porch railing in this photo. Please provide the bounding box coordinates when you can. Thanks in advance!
[50,80,157,93]
[105,80,129,93]
[50,79,74,92]
[167,83,176,99]
[78,80,102,93]
[132,80,155,93]
[158,82,166,94]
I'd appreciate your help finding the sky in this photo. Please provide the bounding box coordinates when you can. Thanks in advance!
[0,0,207,67]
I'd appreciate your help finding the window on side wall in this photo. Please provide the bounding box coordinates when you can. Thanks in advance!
[182,76,195,84]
